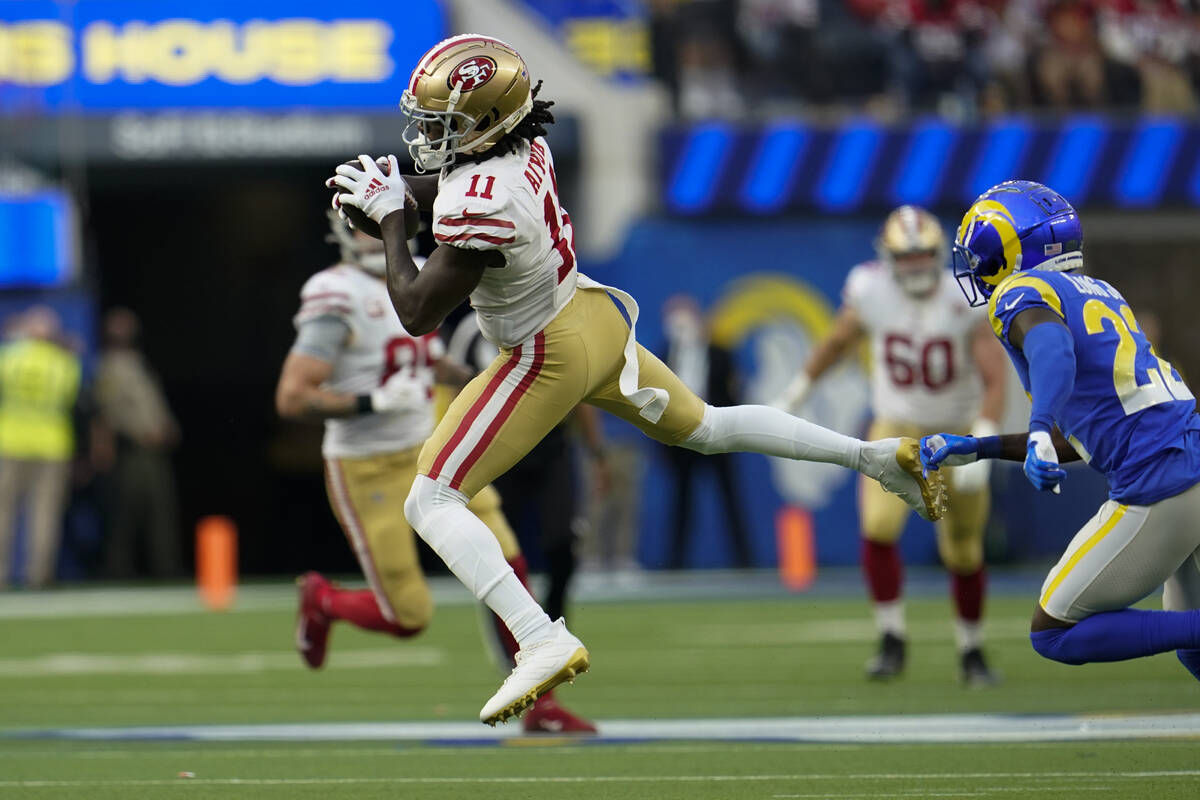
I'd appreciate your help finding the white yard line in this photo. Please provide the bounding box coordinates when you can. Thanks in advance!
[0,743,870,760]
[0,772,1192,789]
[677,617,1035,645]
[0,647,442,676]
[9,712,1200,744]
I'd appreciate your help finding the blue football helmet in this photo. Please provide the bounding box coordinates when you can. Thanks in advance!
[953,180,1084,307]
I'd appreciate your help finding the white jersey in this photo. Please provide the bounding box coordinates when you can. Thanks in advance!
[432,136,578,348]
[843,261,984,429]
[294,264,444,459]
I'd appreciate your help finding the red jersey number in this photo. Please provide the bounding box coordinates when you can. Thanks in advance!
[464,174,495,200]
[381,333,438,385]
[884,335,955,390]
[543,166,575,283]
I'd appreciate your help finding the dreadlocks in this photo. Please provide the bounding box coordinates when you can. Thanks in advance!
[464,81,555,164]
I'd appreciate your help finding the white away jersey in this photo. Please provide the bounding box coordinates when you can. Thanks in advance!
[843,261,984,428]
[294,264,444,458]
[432,136,578,348]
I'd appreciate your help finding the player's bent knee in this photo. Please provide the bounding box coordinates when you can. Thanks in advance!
[1029,626,1086,665]
[404,475,468,540]
[679,404,721,455]
[938,540,983,574]
[389,598,432,634]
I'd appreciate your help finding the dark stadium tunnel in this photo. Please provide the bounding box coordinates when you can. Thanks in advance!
[84,160,367,577]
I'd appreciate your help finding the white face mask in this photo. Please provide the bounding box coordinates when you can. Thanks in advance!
[358,252,388,275]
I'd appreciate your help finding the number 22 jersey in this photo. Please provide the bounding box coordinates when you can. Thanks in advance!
[989,269,1200,505]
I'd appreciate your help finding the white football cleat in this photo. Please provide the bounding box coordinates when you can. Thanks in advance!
[479,618,589,727]
[862,437,946,522]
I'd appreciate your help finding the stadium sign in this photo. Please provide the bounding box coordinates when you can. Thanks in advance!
[0,0,444,111]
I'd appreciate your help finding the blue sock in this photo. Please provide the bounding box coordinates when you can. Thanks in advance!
[1178,648,1200,681]
[1030,608,1200,665]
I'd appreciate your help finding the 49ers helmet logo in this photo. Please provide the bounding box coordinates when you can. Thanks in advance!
[448,56,497,91]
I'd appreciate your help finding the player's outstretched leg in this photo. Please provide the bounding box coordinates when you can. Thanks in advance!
[679,405,946,521]
[405,475,589,726]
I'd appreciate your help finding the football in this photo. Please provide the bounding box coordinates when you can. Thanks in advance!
[334,156,420,240]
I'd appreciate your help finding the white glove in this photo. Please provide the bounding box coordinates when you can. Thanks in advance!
[950,418,998,493]
[1025,428,1064,494]
[370,371,426,414]
[329,155,411,224]
[771,373,812,414]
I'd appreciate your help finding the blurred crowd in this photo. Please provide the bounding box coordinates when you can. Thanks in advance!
[0,305,181,588]
[649,0,1200,119]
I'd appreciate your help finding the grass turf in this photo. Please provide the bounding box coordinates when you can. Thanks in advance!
[1,740,1198,800]
[0,585,1197,798]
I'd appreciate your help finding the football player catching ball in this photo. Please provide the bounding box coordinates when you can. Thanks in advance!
[327,34,945,726]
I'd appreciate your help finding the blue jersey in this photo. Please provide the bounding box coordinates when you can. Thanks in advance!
[989,269,1200,505]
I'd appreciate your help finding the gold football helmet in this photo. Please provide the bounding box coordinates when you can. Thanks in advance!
[400,34,534,173]
[876,205,948,297]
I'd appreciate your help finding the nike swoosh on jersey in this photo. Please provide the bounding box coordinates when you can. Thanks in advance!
[1003,298,1020,311]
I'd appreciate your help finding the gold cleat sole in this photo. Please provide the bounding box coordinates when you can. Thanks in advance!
[896,438,947,521]
[482,647,590,727]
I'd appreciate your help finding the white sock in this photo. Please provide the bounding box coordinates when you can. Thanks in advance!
[406,476,552,648]
[874,600,906,636]
[683,404,864,468]
[955,619,984,652]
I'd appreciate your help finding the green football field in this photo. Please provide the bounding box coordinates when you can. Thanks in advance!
[1,576,1198,799]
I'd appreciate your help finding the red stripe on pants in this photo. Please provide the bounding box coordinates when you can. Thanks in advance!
[449,332,545,491]
[428,344,524,482]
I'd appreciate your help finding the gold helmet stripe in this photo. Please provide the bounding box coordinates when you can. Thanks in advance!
[958,199,1023,288]
[409,34,500,93]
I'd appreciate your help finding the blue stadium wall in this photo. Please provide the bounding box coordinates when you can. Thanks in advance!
[589,218,1109,570]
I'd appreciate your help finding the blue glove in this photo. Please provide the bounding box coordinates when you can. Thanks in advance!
[1024,430,1065,493]
[919,433,979,472]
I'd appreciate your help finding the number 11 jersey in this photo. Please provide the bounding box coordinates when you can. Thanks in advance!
[431,136,578,349]
[843,261,985,430]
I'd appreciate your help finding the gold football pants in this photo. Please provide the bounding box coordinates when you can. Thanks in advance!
[859,419,990,574]
[324,445,518,630]
[418,287,706,498]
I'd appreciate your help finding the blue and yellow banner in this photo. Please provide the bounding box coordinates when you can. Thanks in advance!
[0,0,445,112]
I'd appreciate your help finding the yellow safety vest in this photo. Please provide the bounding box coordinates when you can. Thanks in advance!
[0,339,81,461]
